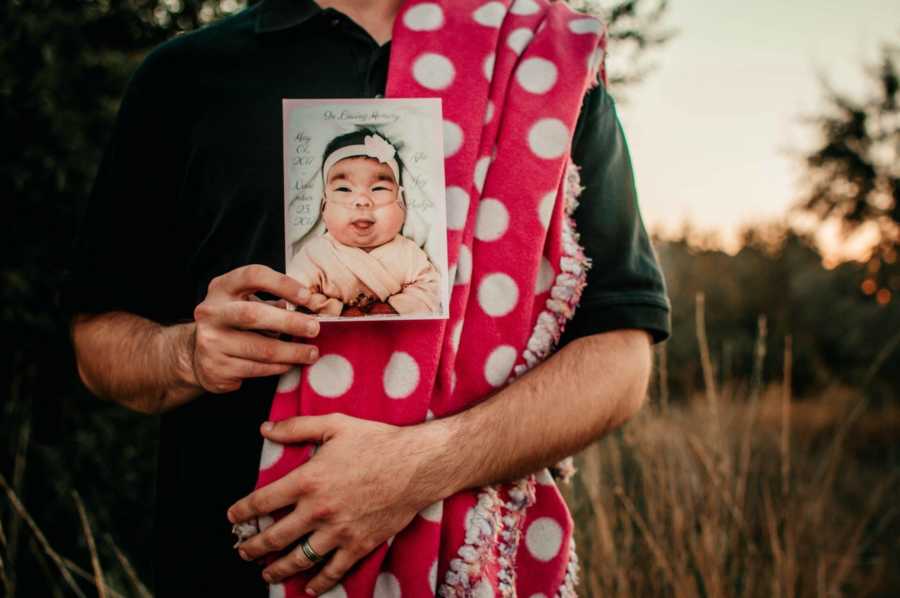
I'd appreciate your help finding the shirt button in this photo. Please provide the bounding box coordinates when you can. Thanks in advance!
[330,17,340,26]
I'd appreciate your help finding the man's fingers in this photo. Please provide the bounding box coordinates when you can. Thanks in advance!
[237,509,315,561]
[301,547,360,595]
[222,329,319,365]
[227,467,310,524]
[213,264,312,306]
[227,358,294,380]
[260,414,343,445]
[220,300,319,338]
[262,532,340,585]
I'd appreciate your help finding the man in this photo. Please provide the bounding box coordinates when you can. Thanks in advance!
[65,0,670,595]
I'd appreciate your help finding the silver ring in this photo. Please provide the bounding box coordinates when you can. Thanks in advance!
[300,538,324,564]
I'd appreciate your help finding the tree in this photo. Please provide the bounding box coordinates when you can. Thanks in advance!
[796,38,900,302]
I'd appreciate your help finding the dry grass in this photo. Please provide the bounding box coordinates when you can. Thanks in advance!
[565,386,900,598]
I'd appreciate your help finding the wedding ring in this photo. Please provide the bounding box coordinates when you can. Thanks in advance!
[300,537,325,564]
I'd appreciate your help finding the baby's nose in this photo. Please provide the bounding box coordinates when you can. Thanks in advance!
[352,192,374,207]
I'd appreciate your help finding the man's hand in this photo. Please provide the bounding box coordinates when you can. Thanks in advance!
[226,414,450,595]
[191,265,321,394]
[225,329,651,594]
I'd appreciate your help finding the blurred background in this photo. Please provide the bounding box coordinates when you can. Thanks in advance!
[2,0,898,596]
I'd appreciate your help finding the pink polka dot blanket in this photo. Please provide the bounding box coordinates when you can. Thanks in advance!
[235,0,608,595]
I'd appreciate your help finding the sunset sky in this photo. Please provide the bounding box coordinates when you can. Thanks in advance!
[613,0,899,259]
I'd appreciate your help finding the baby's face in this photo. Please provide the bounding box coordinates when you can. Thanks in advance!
[322,156,405,250]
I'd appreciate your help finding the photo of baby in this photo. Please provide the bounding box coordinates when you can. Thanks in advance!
[282,99,449,321]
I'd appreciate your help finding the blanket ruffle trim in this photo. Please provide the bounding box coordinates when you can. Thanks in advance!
[440,158,591,596]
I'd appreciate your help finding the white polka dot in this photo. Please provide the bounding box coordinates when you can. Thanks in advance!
[536,257,554,294]
[485,345,517,387]
[374,572,402,598]
[419,500,443,522]
[478,273,519,317]
[429,559,438,590]
[474,155,491,193]
[473,1,505,27]
[443,120,463,157]
[535,469,555,486]
[276,366,301,393]
[528,118,569,159]
[587,47,605,76]
[510,0,540,15]
[446,186,470,230]
[259,438,283,470]
[455,245,472,285]
[525,517,563,561]
[320,585,348,598]
[307,354,353,397]
[451,320,463,351]
[474,199,509,242]
[539,191,556,228]
[383,352,420,399]
[473,580,494,598]
[403,3,444,31]
[516,57,558,94]
[569,17,602,34]
[269,583,286,598]
[507,27,534,55]
[412,53,455,90]
[484,100,495,124]
[258,515,275,531]
[483,52,495,81]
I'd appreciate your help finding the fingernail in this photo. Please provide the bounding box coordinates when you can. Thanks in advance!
[298,288,310,301]
[239,549,250,561]
[261,421,273,433]
[306,589,317,596]
[227,509,236,524]
[309,347,319,361]
[308,321,320,336]
[262,571,273,583]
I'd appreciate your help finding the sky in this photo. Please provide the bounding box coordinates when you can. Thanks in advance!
[611,0,899,258]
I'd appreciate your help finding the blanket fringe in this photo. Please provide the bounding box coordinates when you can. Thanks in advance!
[441,159,590,595]
[513,159,591,487]
[439,486,503,597]
[555,534,581,598]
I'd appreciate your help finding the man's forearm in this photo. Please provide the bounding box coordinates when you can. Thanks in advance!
[422,329,652,497]
[71,312,202,414]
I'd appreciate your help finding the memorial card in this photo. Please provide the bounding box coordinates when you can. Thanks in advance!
[282,98,449,321]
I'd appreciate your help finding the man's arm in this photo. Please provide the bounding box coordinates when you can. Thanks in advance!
[229,327,652,594]
[70,266,322,415]
[71,312,200,414]
[425,328,651,494]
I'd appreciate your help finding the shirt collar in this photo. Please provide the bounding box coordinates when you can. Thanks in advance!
[255,0,323,34]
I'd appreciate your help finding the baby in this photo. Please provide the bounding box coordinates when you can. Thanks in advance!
[287,129,442,317]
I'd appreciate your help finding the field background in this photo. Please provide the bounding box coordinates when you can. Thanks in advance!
[3,0,899,596]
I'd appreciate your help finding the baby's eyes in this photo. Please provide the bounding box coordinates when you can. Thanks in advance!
[331,185,393,193]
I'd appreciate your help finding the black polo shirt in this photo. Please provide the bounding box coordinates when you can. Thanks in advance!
[62,0,670,595]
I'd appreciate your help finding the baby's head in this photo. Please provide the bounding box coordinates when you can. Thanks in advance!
[320,129,406,251]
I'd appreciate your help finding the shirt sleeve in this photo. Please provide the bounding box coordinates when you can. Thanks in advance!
[59,47,193,326]
[558,81,672,346]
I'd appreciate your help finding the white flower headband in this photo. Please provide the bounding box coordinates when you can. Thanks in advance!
[321,133,405,206]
